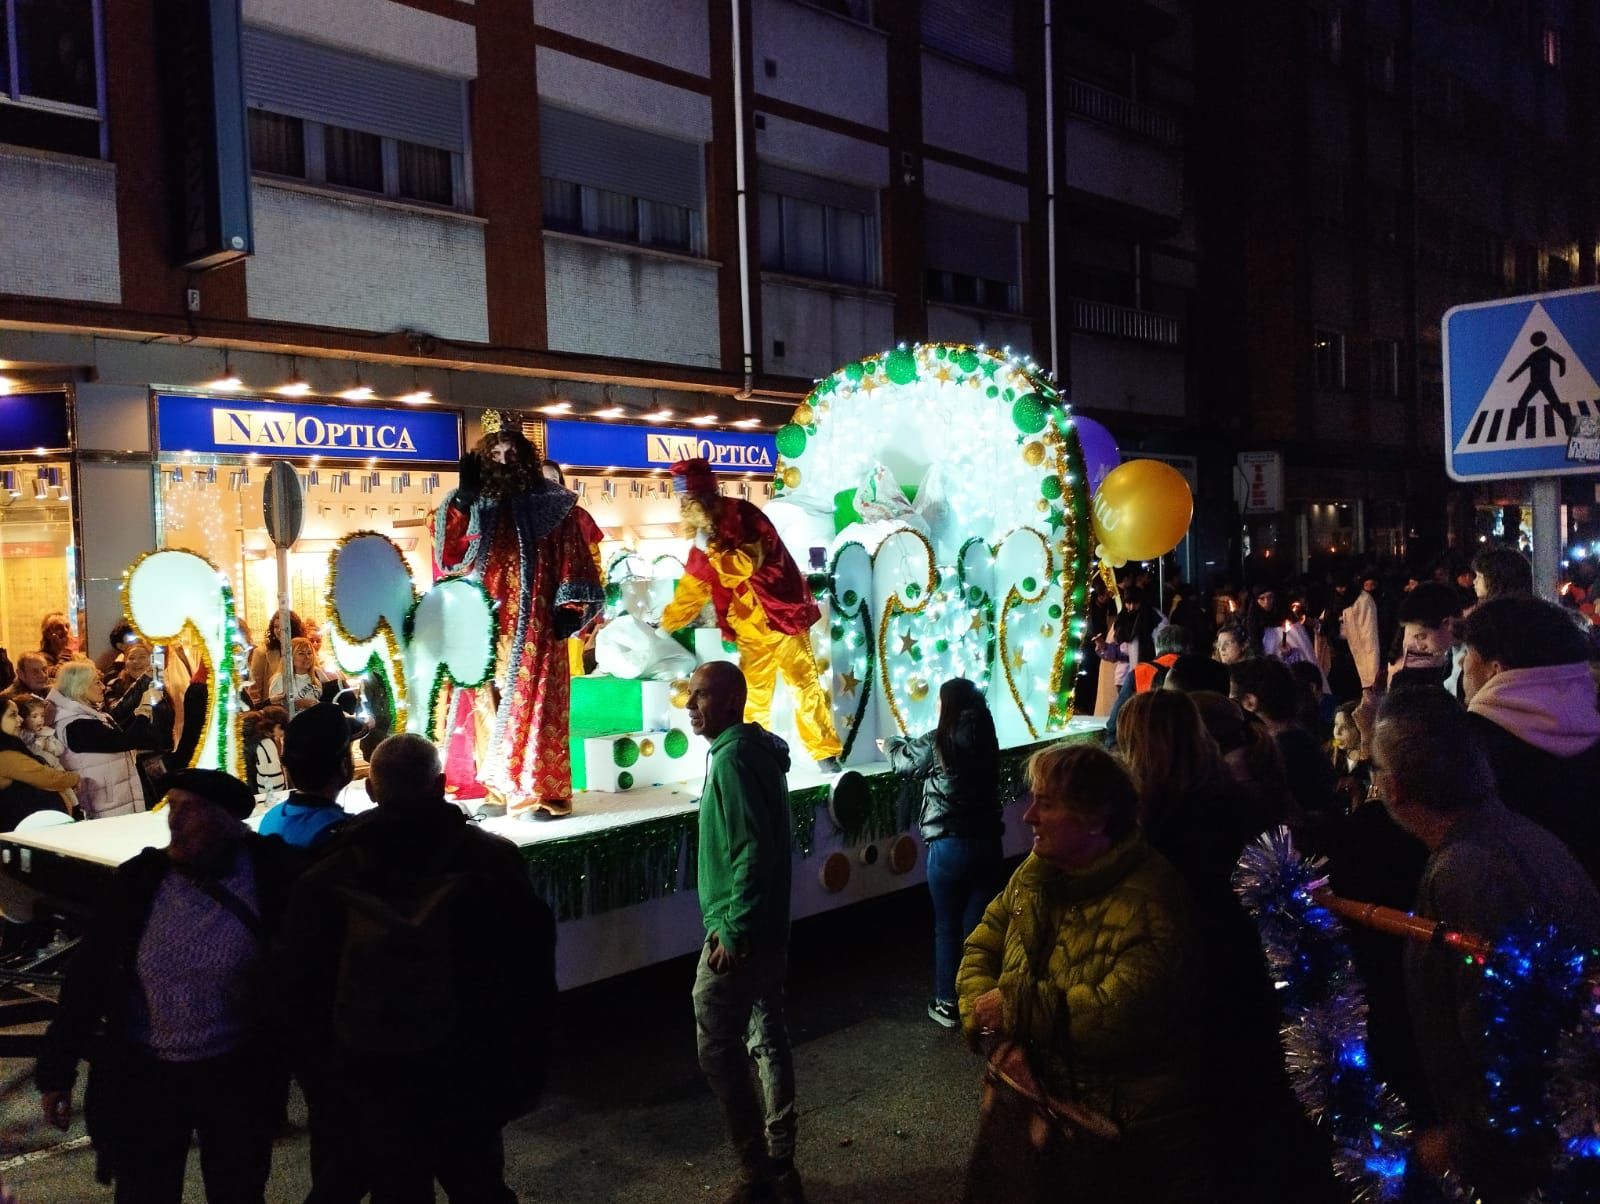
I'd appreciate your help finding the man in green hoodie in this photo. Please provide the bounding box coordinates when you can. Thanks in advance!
[687,661,803,1204]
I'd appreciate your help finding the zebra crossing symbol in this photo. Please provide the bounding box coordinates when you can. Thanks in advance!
[1445,286,1600,481]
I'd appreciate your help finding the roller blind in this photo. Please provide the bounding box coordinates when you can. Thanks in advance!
[540,105,703,211]
[758,163,875,215]
[925,204,1019,283]
[242,28,466,153]
[921,0,1016,75]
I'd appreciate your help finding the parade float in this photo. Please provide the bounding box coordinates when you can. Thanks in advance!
[0,343,1194,987]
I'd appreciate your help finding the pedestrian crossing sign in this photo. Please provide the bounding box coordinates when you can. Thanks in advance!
[1445,285,1600,481]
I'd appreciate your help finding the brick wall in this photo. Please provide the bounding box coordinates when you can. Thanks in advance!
[544,235,721,367]
[0,151,120,304]
[245,182,490,341]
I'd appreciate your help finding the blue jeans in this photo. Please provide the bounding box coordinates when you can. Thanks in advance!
[926,835,1003,1003]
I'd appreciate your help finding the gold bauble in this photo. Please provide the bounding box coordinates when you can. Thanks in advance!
[782,466,802,488]
[669,678,691,708]
[1036,498,1050,513]
[908,676,929,702]
[639,738,656,757]
[1022,441,1046,467]
[815,657,830,675]
[1040,624,1054,639]
[794,403,814,425]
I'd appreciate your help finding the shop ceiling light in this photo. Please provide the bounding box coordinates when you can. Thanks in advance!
[276,378,312,397]
[644,408,673,422]
[207,350,244,392]
[228,471,244,492]
[398,390,433,405]
[422,473,438,495]
[0,471,16,497]
[339,374,374,401]
[0,376,14,392]
[687,414,718,426]
[592,406,626,419]
[538,401,571,415]
[33,477,48,500]
[731,417,761,429]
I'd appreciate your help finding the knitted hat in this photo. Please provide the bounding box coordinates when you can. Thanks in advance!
[670,458,716,497]
[282,702,355,779]
[163,768,256,820]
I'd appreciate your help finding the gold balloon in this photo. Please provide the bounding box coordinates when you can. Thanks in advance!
[908,676,929,702]
[669,678,691,708]
[1091,459,1194,565]
[639,738,655,757]
[782,466,802,488]
[794,403,815,426]
[1022,441,1046,467]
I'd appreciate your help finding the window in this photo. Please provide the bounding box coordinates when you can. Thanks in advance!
[243,28,469,210]
[540,106,704,255]
[758,164,878,287]
[1546,249,1574,290]
[1370,337,1400,399]
[924,204,1021,313]
[0,0,104,157]
[922,0,1015,75]
[1307,5,1343,66]
[1366,33,1396,94]
[1313,328,1346,390]
[1068,227,1137,307]
[1542,25,1562,69]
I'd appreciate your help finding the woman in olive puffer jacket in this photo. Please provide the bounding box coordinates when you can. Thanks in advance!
[957,743,1203,1202]
[884,678,1002,1029]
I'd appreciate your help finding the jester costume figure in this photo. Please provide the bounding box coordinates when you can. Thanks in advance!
[661,458,843,770]
[435,419,603,816]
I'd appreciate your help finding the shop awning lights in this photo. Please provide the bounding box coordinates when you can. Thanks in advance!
[398,390,433,405]
[207,350,244,393]
[592,406,626,419]
[276,378,312,397]
[339,374,374,401]
[644,408,673,422]
[538,401,571,415]
[731,417,761,429]
[687,414,718,426]
[0,376,14,392]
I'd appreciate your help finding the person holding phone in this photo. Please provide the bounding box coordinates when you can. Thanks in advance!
[47,661,164,819]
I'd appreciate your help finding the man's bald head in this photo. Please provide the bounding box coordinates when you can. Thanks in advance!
[687,662,747,741]
[14,652,48,693]
[366,732,445,807]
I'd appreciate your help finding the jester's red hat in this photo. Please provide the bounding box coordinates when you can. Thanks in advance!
[670,457,717,497]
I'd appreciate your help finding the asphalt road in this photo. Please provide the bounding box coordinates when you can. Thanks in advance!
[0,887,989,1203]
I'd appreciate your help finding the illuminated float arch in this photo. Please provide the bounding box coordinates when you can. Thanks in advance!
[764,343,1095,750]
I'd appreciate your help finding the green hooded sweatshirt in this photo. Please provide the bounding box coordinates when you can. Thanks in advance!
[696,722,792,954]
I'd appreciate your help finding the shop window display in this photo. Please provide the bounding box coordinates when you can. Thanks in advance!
[0,462,75,658]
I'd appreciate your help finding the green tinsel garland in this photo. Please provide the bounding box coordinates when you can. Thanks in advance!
[516,732,1095,920]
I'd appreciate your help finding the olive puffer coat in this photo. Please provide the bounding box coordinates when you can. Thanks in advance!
[956,834,1196,1136]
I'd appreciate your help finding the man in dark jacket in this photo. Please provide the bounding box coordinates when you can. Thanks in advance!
[34,769,302,1202]
[686,661,803,1204]
[279,732,555,1204]
[1229,656,1339,817]
[1461,596,1600,884]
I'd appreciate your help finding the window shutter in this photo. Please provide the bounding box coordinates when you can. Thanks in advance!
[921,0,1016,75]
[925,204,1019,283]
[758,163,875,215]
[242,28,466,153]
[540,106,703,212]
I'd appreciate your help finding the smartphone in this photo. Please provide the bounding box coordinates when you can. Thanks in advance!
[151,645,166,692]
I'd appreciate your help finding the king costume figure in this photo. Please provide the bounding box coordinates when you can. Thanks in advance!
[660,457,844,773]
[435,413,603,817]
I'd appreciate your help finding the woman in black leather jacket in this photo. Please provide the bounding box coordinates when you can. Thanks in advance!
[884,678,1002,1028]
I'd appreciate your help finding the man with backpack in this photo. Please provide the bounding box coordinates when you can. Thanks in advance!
[279,733,556,1203]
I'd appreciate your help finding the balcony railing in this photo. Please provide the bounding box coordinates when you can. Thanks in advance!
[1072,298,1181,346]
[1064,77,1182,146]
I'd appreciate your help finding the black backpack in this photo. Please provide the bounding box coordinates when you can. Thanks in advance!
[330,829,473,1062]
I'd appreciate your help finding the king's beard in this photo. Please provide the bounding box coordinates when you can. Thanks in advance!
[480,455,541,501]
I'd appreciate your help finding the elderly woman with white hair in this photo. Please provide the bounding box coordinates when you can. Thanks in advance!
[48,661,164,819]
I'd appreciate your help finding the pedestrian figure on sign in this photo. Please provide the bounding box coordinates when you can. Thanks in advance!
[1507,331,1573,437]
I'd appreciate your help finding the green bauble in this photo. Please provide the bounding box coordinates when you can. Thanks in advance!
[885,347,918,384]
[664,729,689,759]
[1041,475,1063,500]
[830,623,844,640]
[842,589,859,607]
[1012,394,1048,434]
[617,771,634,790]
[1048,604,1063,619]
[775,423,808,458]
[614,738,640,768]
[986,385,999,399]
[906,582,921,599]
[722,638,738,653]
[845,360,866,381]
[967,586,983,605]
[955,349,979,372]
[935,638,949,653]
[1022,576,1038,593]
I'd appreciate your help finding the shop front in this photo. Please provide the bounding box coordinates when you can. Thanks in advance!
[539,419,777,575]
[0,389,79,658]
[151,391,463,642]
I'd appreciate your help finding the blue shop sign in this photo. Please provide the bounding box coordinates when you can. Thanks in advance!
[0,391,71,453]
[155,393,462,463]
[542,420,776,473]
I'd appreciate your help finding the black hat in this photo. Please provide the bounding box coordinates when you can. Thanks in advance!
[282,703,355,777]
[163,768,256,820]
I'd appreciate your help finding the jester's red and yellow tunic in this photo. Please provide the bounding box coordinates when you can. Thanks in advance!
[436,485,602,815]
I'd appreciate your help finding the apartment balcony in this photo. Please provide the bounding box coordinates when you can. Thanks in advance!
[1062,78,1184,221]
[1063,78,1182,147]
[1072,298,1182,347]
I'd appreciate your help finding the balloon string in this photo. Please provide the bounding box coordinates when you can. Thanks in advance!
[1098,559,1121,611]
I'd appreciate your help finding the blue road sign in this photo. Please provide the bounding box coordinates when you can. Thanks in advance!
[1444,285,1600,481]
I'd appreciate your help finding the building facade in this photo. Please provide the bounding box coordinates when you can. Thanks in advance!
[1195,0,1600,574]
[0,0,1198,648]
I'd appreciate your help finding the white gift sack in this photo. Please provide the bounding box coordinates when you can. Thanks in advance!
[594,615,698,680]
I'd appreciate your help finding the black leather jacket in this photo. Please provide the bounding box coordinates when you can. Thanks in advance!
[886,713,1003,843]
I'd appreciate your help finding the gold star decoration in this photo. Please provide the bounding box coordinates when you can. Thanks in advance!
[838,670,860,696]
[899,632,918,655]
[934,365,953,384]
[969,612,984,632]
[859,374,879,393]
[1009,650,1025,671]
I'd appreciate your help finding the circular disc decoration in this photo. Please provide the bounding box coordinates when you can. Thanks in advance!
[617,771,634,791]
[664,729,689,758]
[613,737,640,768]
[826,769,871,837]
[887,834,918,875]
[819,851,851,894]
